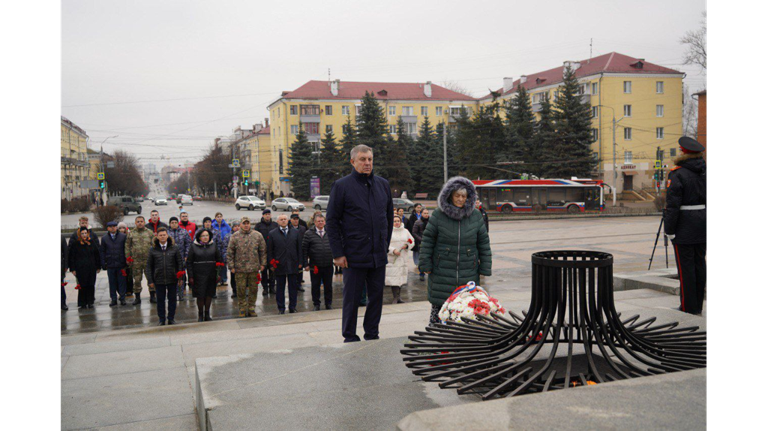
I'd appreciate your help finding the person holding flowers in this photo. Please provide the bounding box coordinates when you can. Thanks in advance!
[385,215,415,304]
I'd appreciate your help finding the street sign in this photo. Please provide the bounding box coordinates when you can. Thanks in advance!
[242,170,250,178]
[232,159,240,168]
[232,176,239,182]
[97,172,105,180]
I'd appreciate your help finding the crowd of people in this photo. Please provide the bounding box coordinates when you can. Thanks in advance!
[61,144,495,337]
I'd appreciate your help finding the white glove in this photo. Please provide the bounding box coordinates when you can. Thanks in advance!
[666,234,675,241]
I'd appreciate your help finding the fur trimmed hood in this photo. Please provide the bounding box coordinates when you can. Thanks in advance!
[673,152,705,174]
[152,236,174,249]
[437,176,478,220]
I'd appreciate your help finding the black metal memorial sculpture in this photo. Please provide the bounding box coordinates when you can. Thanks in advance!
[401,250,706,400]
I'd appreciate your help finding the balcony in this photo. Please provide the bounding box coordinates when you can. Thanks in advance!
[300,105,321,123]
[307,134,321,143]
[580,94,591,104]
[532,103,543,113]
[400,115,417,124]
[300,114,321,123]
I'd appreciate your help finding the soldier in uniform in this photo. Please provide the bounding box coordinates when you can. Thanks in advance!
[665,136,706,315]
[227,217,267,317]
[125,216,156,305]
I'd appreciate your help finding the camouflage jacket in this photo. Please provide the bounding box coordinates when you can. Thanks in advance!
[125,227,155,265]
[168,227,192,262]
[226,229,267,273]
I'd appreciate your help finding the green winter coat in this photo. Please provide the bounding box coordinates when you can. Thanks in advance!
[418,176,492,307]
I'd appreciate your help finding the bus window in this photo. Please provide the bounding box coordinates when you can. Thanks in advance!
[512,187,531,205]
[486,188,497,206]
[499,188,513,203]
[565,188,585,202]
[548,188,567,207]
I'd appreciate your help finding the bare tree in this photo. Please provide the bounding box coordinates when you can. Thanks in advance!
[682,84,698,139]
[440,80,474,97]
[104,150,148,197]
[681,11,707,72]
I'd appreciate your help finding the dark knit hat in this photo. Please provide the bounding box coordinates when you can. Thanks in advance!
[169,217,179,223]
[203,216,212,224]
[262,208,271,214]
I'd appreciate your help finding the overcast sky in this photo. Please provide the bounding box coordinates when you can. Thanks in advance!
[62,0,706,168]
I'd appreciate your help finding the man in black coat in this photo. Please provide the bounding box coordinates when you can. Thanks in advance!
[145,228,184,325]
[268,214,302,314]
[326,144,394,343]
[665,137,707,315]
[61,237,68,311]
[407,203,423,234]
[100,221,128,306]
[291,208,308,229]
[302,214,334,311]
[290,214,308,289]
[256,209,279,295]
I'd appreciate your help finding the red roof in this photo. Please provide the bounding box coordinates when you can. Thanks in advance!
[257,126,270,135]
[280,80,476,102]
[482,52,684,99]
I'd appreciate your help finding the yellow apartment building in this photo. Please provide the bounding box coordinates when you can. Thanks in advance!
[266,80,477,196]
[480,52,685,193]
[61,116,91,200]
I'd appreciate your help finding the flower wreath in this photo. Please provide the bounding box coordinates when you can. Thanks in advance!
[437,281,506,323]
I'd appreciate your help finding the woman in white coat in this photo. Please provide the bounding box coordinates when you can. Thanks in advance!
[386,216,415,304]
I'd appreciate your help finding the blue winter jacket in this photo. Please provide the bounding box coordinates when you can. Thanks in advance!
[212,219,232,239]
[326,169,394,268]
[100,231,127,269]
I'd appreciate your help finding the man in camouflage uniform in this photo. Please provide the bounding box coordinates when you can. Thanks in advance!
[125,216,156,305]
[227,217,267,317]
[168,216,192,301]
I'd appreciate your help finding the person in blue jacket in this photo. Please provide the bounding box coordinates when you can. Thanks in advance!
[100,221,128,306]
[213,212,232,286]
[326,144,394,343]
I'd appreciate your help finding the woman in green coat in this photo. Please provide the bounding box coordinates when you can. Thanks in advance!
[419,176,492,324]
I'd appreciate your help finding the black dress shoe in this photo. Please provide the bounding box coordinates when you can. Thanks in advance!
[364,335,380,341]
[313,305,320,311]
[167,319,176,325]
[344,336,361,343]
[289,308,297,313]
[119,298,126,306]
[62,304,69,311]
[297,287,305,292]
[158,320,166,326]
[325,304,332,310]
[279,310,285,314]
[109,299,117,307]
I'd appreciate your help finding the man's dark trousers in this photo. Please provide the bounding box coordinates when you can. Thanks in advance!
[672,243,706,315]
[106,268,127,300]
[276,274,299,312]
[155,283,178,322]
[311,266,334,307]
[230,270,237,296]
[342,266,385,341]
[261,268,274,291]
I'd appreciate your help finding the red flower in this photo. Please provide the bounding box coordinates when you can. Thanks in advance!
[61,282,68,287]
[407,238,413,244]
[120,269,127,277]
[176,271,186,279]
[75,284,81,290]
[270,259,280,269]
[257,274,262,283]
[126,257,134,264]
[215,262,225,267]
[313,266,319,274]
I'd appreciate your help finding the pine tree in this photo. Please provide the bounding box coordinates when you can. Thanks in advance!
[319,129,340,194]
[505,85,538,175]
[355,91,388,151]
[550,65,596,178]
[417,116,443,196]
[287,126,314,200]
[458,103,504,180]
[338,115,356,176]
[383,131,412,194]
[397,118,419,186]
[536,94,558,178]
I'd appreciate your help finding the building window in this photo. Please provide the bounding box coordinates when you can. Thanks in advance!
[436,106,443,116]
[290,105,297,115]
[355,105,361,116]
[591,106,598,118]
[656,127,664,139]
[591,128,598,142]
[402,106,414,115]
[656,81,664,94]
[670,148,677,157]
[623,81,632,94]
[421,106,428,116]
[389,125,397,134]
[656,105,664,117]
[624,151,633,163]
[325,105,332,115]
[624,105,632,117]
[290,125,298,135]
[404,123,416,135]
[388,106,396,116]
[325,124,333,133]
[624,127,632,140]
[300,105,320,115]
[277,107,280,118]
[305,123,319,135]
[592,82,598,95]
[342,106,350,116]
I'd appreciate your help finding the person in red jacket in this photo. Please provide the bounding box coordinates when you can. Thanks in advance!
[147,210,169,234]
[179,211,197,239]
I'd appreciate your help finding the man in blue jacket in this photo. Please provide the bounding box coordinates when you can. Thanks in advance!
[326,144,394,343]
[213,212,232,287]
[100,221,128,306]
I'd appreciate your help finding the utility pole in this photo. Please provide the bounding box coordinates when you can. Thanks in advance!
[612,116,617,207]
[443,123,448,183]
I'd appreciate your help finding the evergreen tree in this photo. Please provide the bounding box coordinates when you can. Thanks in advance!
[383,131,412,194]
[355,91,388,151]
[550,66,596,178]
[287,126,314,200]
[416,116,443,196]
[396,118,418,185]
[338,115,356,176]
[436,122,460,178]
[536,94,558,178]
[457,103,504,180]
[505,85,539,175]
[319,129,340,194]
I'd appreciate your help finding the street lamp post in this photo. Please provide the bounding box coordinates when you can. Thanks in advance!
[98,135,118,206]
[595,106,623,207]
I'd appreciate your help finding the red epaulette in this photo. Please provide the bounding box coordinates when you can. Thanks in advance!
[670,166,682,171]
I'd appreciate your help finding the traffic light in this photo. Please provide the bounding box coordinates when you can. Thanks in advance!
[98,179,105,189]
[244,179,249,186]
